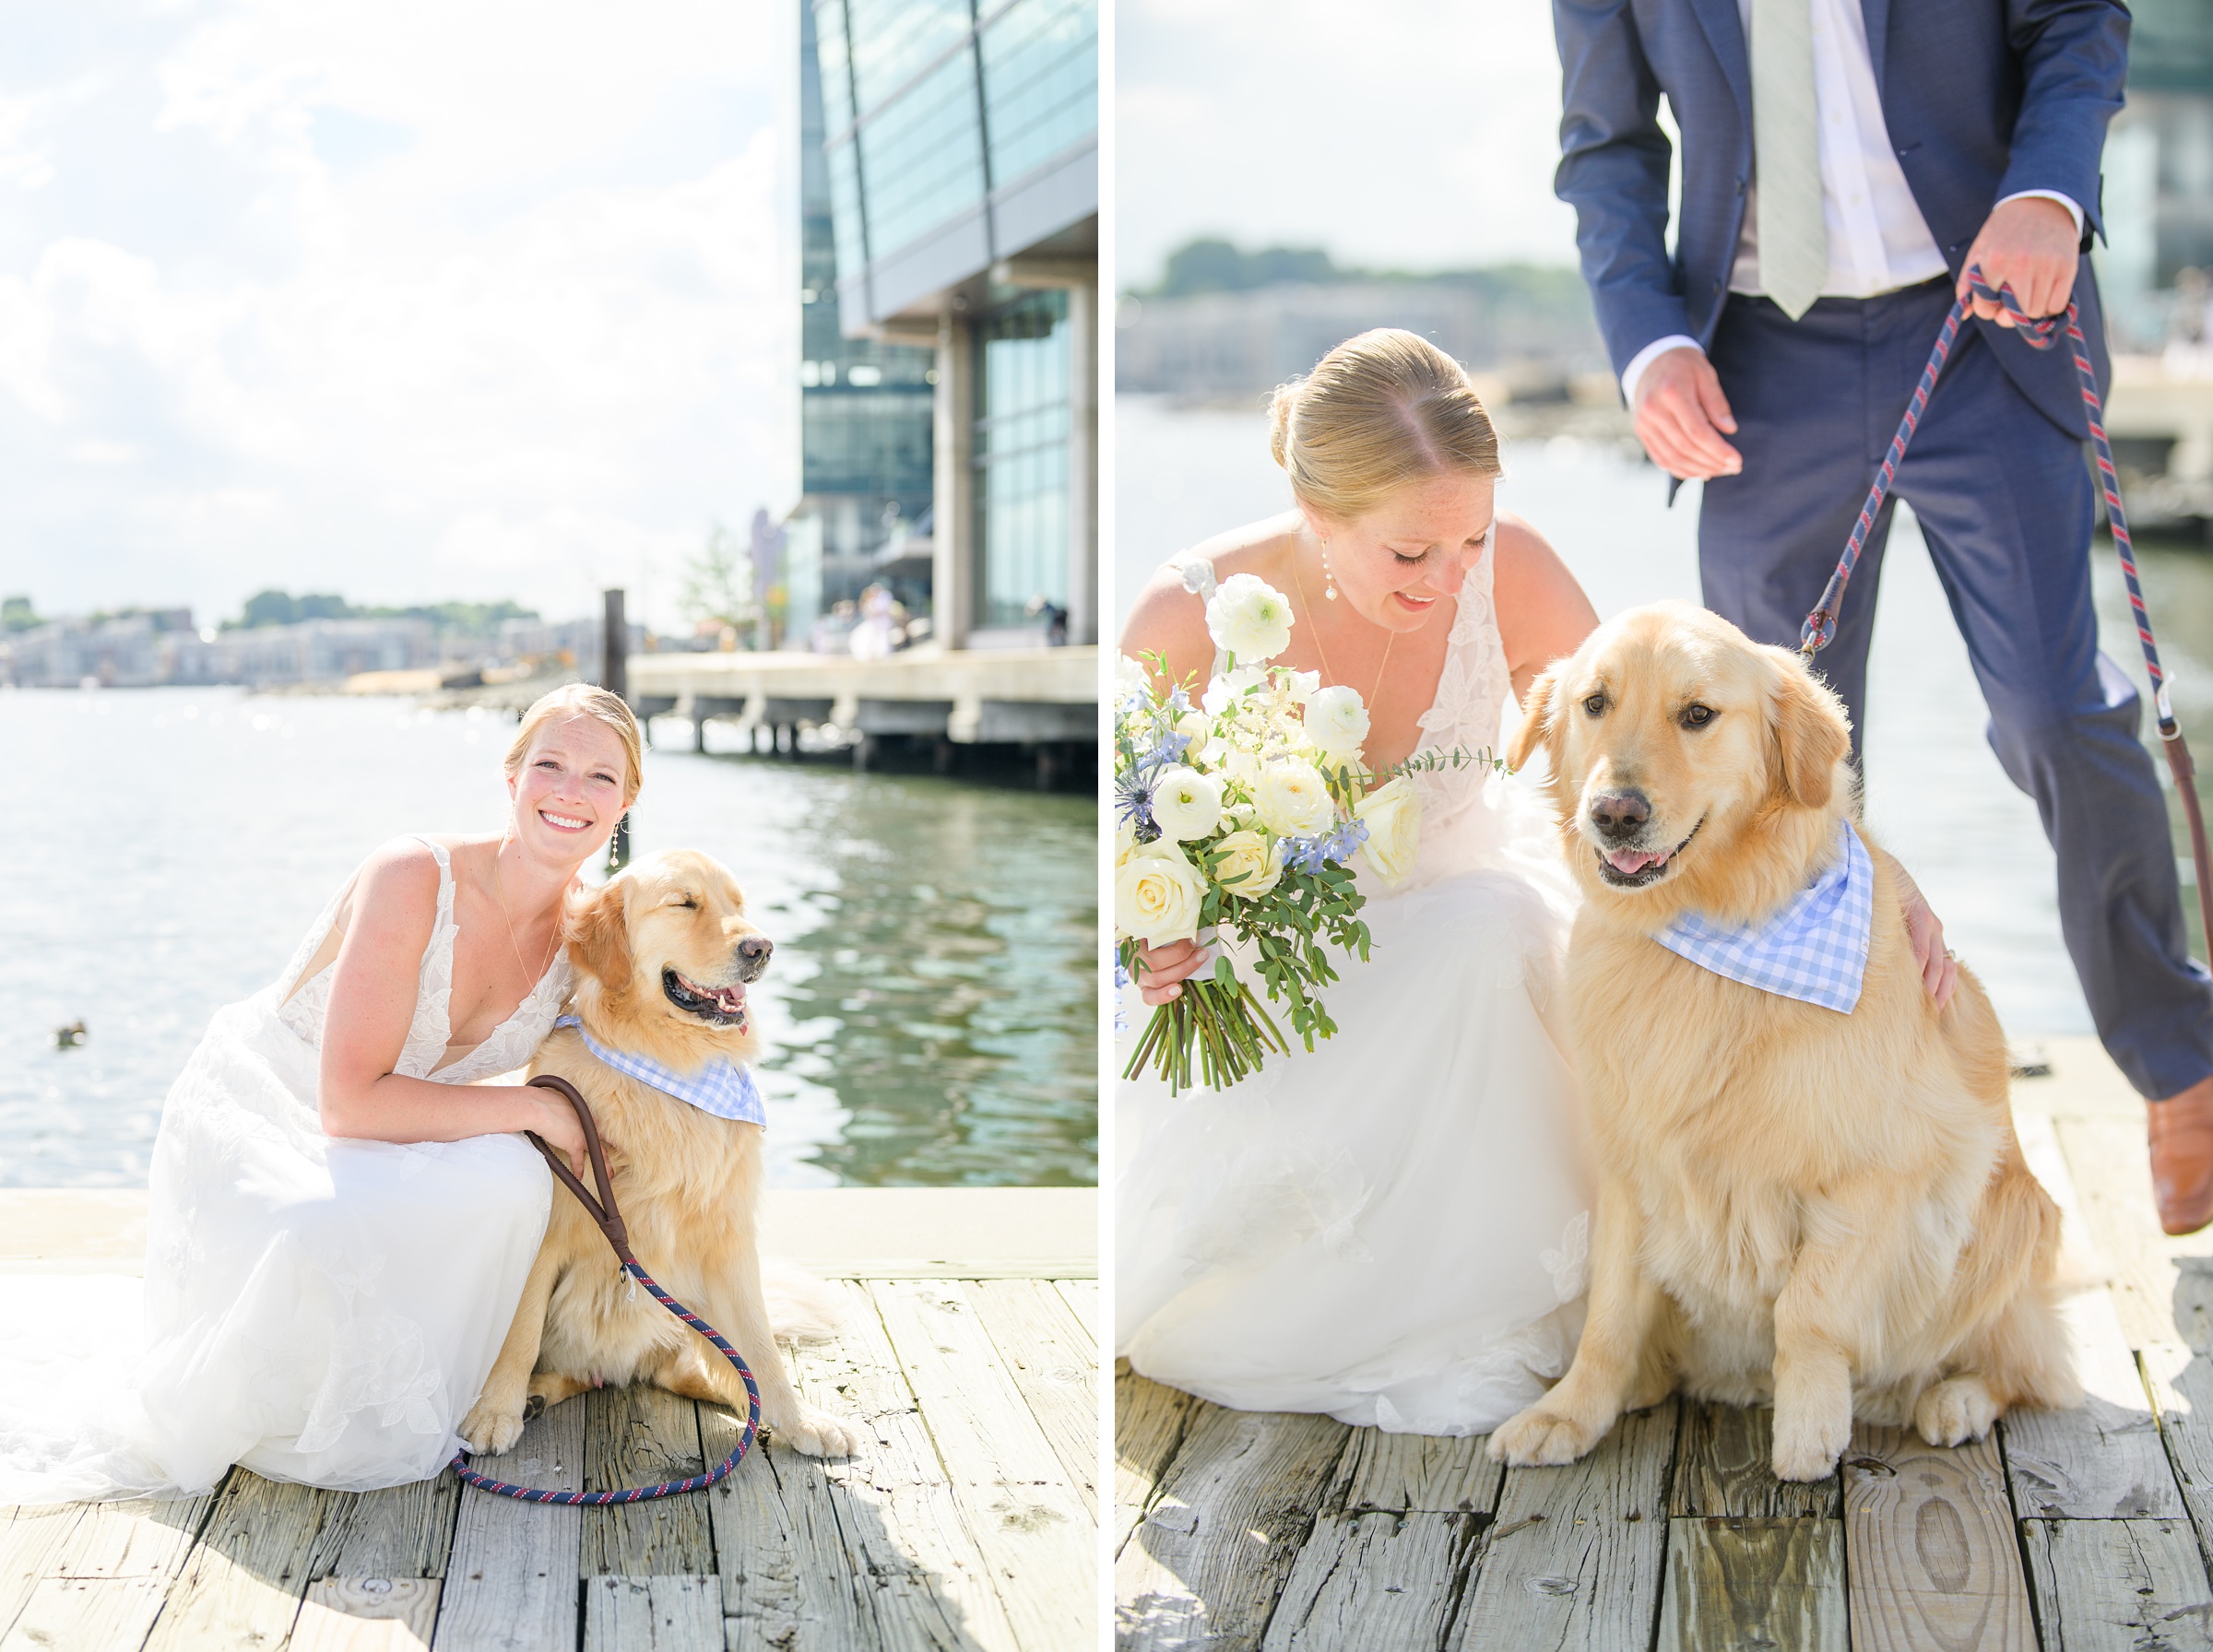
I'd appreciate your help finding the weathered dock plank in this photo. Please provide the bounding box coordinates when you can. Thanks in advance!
[1671,1401,1839,1517]
[1115,1405,1348,1652]
[581,1386,714,1578]
[1260,1511,1478,1652]
[698,1407,878,1652]
[0,1575,169,1652]
[2053,1113,2205,1351]
[0,1506,82,1638]
[583,1575,719,1651]
[292,1576,439,1650]
[2022,1516,2213,1652]
[1656,1516,1844,1652]
[805,1281,1017,1652]
[1327,1430,1499,1516]
[869,1280,1093,1652]
[1452,1399,1675,1652]
[142,1473,343,1652]
[1052,1280,1096,1336]
[1112,1369,1196,1556]
[45,1493,214,1582]
[431,1393,586,1652]
[312,1477,459,1583]
[1843,1423,2033,1652]
[964,1280,1098,1516]
[2003,1285,2181,1518]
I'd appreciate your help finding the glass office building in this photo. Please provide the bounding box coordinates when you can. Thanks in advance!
[810,0,1097,647]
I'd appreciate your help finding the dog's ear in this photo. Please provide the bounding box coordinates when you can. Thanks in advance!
[1769,655,1852,809]
[1507,663,1563,774]
[565,876,633,990]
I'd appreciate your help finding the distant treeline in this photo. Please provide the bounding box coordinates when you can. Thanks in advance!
[227,590,539,631]
[1141,238,1591,309]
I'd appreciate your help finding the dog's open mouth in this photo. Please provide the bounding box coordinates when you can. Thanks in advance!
[662,969,749,1027]
[1595,817,1705,889]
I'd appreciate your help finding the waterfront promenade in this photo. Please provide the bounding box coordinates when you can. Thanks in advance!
[0,1187,1096,1651]
[1116,1041,2213,1651]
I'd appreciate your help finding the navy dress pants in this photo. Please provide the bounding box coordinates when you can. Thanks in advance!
[1698,276,2213,1100]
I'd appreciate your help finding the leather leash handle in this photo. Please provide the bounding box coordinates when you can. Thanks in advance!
[524,1073,632,1262]
[2161,734,2213,956]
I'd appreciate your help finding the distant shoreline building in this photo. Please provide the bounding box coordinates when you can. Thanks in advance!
[803,0,1098,650]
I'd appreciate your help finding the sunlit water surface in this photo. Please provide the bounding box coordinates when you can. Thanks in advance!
[0,692,1095,1188]
[1120,393,2213,1043]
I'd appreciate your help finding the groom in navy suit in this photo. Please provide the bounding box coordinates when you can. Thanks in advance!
[1552,0,2213,1231]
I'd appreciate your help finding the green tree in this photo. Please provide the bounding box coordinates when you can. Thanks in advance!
[0,596,37,632]
[680,523,752,629]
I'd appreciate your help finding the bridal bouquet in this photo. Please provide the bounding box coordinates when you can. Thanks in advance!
[1114,572,1423,1094]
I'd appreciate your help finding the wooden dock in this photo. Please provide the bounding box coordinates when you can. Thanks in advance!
[1115,1039,2213,1651]
[0,1186,1097,1652]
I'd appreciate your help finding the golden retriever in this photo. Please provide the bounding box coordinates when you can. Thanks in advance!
[459,848,865,1460]
[1488,602,2076,1481]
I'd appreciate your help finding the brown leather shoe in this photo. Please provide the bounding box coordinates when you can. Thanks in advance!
[2149,1075,2213,1235]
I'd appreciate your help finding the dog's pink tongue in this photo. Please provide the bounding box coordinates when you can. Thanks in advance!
[1606,847,1662,875]
[708,983,746,1012]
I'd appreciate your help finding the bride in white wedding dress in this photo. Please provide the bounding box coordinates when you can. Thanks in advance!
[0,684,633,1503]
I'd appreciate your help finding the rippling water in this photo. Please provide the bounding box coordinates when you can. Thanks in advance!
[1119,394,2213,1044]
[0,690,1096,1188]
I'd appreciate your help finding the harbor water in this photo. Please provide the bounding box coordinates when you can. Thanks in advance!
[1118,393,2213,1047]
[0,691,1096,1189]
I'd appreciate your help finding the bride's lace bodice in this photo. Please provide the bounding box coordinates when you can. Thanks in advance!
[272,837,573,1084]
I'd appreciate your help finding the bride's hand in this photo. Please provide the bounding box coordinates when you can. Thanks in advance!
[1891,863,1959,1010]
[527,1093,591,1180]
[1133,938,1213,1007]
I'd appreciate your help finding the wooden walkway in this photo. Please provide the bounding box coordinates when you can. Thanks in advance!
[1114,1039,2213,1651]
[0,1189,1098,1652]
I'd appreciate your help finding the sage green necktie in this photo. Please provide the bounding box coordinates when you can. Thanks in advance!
[1751,0,1828,320]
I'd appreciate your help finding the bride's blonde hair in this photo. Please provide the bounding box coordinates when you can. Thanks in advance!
[504,683,645,803]
[1269,328,1502,522]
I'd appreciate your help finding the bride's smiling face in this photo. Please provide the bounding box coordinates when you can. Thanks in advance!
[1303,471,1497,633]
[508,715,632,862]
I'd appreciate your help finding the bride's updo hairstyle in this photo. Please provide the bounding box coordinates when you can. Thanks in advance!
[504,683,645,803]
[1269,328,1502,520]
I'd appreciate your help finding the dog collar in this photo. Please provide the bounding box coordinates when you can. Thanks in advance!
[551,1014,766,1125]
[1652,819,1873,1014]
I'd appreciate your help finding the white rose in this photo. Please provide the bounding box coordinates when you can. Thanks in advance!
[1115,837,1208,946]
[1175,710,1211,766]
[1211,830,1284,900]
[1355,775,1421,888]
[1254,759,1337,837]
[1205,573,1295,664]
[1116,817,1137,865]
[1150,764,1224,842]
[1304,684,1370,760]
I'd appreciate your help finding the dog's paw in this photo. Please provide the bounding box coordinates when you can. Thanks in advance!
[458,1395,527,1457]
[1487,1405,1602,1467]
[775,1407,868,1459]
[1771,1407,1852,1481]
[1914,1376,2000,1447]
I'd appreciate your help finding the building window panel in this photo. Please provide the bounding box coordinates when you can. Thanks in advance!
[979,0,1096,187]
[825,138,869,281]
[974,289,1071,630]
[844,0,976,112]
[814,0,859,134]
[856,51,988,259]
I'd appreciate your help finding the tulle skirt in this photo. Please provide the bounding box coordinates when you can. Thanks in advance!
[0,993,550,1504]
[1117,865,1594,1434]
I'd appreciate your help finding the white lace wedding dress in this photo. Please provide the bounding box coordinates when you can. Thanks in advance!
[0,837,570,1502]
[1117,549,1594,1434]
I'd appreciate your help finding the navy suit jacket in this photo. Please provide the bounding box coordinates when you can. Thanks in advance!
[1554,0,2129,436]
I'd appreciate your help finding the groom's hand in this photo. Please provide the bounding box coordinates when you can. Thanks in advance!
[1632,348,1743,482]
[1959,195,2078,325]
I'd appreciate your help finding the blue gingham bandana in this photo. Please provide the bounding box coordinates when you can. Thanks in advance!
[552,1014,766,1125]
[1654,820,1874,1014]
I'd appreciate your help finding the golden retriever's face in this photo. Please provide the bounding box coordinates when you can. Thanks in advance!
[1509,602,1851,914]
[566,849,771,1039]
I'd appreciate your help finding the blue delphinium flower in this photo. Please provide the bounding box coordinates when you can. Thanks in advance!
[1279,819,1370,874]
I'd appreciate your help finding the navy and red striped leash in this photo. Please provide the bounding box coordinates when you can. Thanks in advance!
[447,1073,762,1504]
[1798,264,2213,949]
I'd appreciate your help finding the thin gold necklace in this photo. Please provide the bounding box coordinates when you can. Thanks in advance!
[492,841,560,985]
[1292,540,1395,710]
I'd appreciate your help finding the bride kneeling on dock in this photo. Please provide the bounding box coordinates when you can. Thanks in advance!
[0,685,646,1503]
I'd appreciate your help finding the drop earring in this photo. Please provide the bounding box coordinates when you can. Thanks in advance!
[1320,540,1338,601]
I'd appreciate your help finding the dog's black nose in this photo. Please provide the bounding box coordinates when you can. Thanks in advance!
[738,935,773,968]
[1589,790,1651,842]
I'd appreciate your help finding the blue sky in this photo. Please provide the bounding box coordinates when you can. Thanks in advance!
[1118,0,1585,288]
[0,0,795,630]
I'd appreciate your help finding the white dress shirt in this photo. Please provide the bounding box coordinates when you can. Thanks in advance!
[1620,0,2083,400]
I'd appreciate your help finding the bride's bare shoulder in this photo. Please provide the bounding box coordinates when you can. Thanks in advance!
[1119,513,1302,681]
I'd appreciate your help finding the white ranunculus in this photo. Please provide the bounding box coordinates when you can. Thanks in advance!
[1116,837,1208,945]
[1150,764,1224,842]
[1285,668,1320,704]
[1211,829,1284,900]
[1175,710,1211,766]
[1304,684,1371,760]
[1355,775,1421,888]
[1201,664,1264,718]
[1205,573,1295,664]
[1255,759,1337,837]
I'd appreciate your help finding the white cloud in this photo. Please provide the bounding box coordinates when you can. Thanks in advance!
[0,0,795,631]
[1118,0,1582,287]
